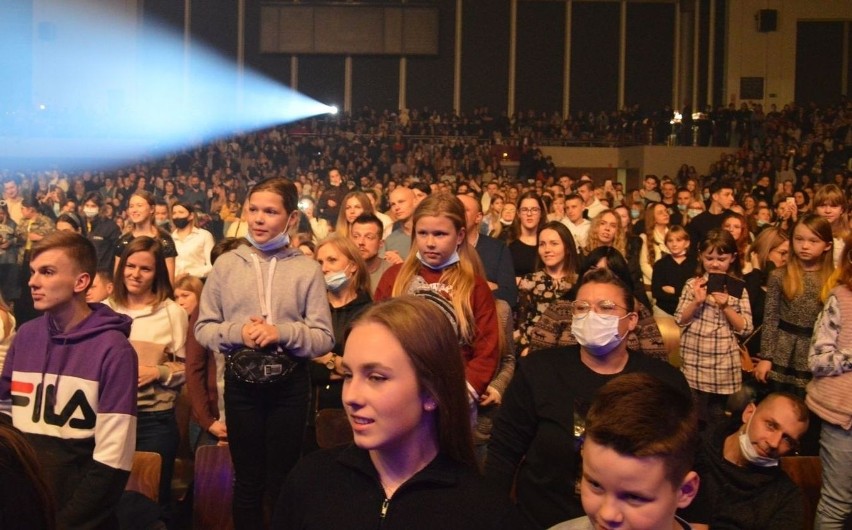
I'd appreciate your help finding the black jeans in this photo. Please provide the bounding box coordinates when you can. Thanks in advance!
[225,364,309,530]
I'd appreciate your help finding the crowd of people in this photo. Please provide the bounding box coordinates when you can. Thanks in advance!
[0,99,850,530]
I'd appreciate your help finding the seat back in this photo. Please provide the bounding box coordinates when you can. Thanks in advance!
[315,408,353,449]
[654,315,682,368]
[125,451,162,503]
[193,445,235,530]
[780,456,823,530]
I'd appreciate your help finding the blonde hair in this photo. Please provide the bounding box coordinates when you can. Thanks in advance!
[587,209,626,256]
[391,193,482,343]
[335,192,373,237]
[316,234,372,296]
[783,214,834,301]
[643,203,668,268]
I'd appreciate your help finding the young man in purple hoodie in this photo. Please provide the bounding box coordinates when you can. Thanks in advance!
[0,231,138,529]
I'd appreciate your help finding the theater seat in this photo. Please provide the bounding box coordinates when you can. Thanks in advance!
[125,451,162,503]
[780,456,823,530]
[194,445,235,530]
[654,315,682,368]
[315,408,353,449]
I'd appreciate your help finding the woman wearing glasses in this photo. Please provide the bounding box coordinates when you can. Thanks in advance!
[485,268,690,530]
[508,192,548,280]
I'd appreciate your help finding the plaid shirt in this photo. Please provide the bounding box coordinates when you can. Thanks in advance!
[675,276,753,394]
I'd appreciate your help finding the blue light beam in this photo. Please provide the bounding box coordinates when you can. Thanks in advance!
[0,0,335,170]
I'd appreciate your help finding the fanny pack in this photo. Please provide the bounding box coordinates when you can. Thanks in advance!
[227,346,299,384]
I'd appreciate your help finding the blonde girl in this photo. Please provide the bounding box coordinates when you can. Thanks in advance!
[334,191,373,237]
[586,209,627,256]
[755,214,834,401]
[374,193,500,404]
[813,184,849,267]
[675,229,753,427]
[639,203,670,288]
[115,190,177,286]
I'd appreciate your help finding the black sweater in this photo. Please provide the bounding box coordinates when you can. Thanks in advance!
[485,346,691,529]
[680,420,804,529]
[651,254,697,315]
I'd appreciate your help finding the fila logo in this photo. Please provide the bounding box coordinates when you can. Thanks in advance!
[11,380,96,430]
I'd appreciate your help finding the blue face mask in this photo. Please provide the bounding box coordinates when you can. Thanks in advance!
[630,209,641,219]
[246,230,290,252]
[416,250,460,271]
[324,271,350,292]
[677,203,687,212]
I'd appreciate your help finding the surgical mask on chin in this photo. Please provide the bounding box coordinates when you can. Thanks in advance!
[500,218,513,226]
[324,271,350,292]
[416,250,460,271]
[687,208,702,219]
[83,207,99,218]
[738,416,779,467]
[677,203,687,212]
[246,230,290,252]
[571,311,627,357]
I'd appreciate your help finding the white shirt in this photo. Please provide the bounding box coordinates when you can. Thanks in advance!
[375,211,394,240]
[562,218,591,252]
[172,226,215,278]
[585,198,606,220]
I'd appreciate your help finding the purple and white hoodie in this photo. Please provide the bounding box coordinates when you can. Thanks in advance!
[0,303,138,530]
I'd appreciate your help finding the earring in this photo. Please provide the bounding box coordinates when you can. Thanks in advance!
[424,401,436,411]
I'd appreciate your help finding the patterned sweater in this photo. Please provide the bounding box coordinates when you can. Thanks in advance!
[806,285,852,429]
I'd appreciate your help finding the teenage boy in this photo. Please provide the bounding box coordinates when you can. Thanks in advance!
[550,373,700,530]
[0,231,138,529]
[687,180,735,251]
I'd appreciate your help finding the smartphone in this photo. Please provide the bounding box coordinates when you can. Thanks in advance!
[786,196,796,206]
[706,273,727,294]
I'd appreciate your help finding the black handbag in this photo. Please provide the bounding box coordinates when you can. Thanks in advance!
[226,347,299,384]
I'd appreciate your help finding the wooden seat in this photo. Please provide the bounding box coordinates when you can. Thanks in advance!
[780,456,823,530]
[193,444,235,530]
[315,408,353,449]
[654,315,682,368]
[125,451,162,503]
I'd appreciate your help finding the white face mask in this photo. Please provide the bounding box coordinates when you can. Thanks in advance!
[416,250,460,271]
[738,415,780,467]
[572,311,628,356]
[83,206,99,218]
[246,230,290,252]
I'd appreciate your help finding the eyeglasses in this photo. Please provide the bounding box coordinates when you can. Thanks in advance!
[519,207,541,215]
[572,300,629,317]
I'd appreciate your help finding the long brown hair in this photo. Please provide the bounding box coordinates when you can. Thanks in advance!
[643,203,668,268]
[112,236,175,307]
[335,191,374,237]
[783,214,834,301]
[0,423,56,529]
[346,296,476,469]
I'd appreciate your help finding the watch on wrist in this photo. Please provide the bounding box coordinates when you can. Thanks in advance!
[325,354,337,371]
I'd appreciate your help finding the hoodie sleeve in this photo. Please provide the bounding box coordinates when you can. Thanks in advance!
[59,333,138,529]
[274,263,334,359]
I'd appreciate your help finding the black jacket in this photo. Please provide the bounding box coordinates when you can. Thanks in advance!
[274,444,523,529]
